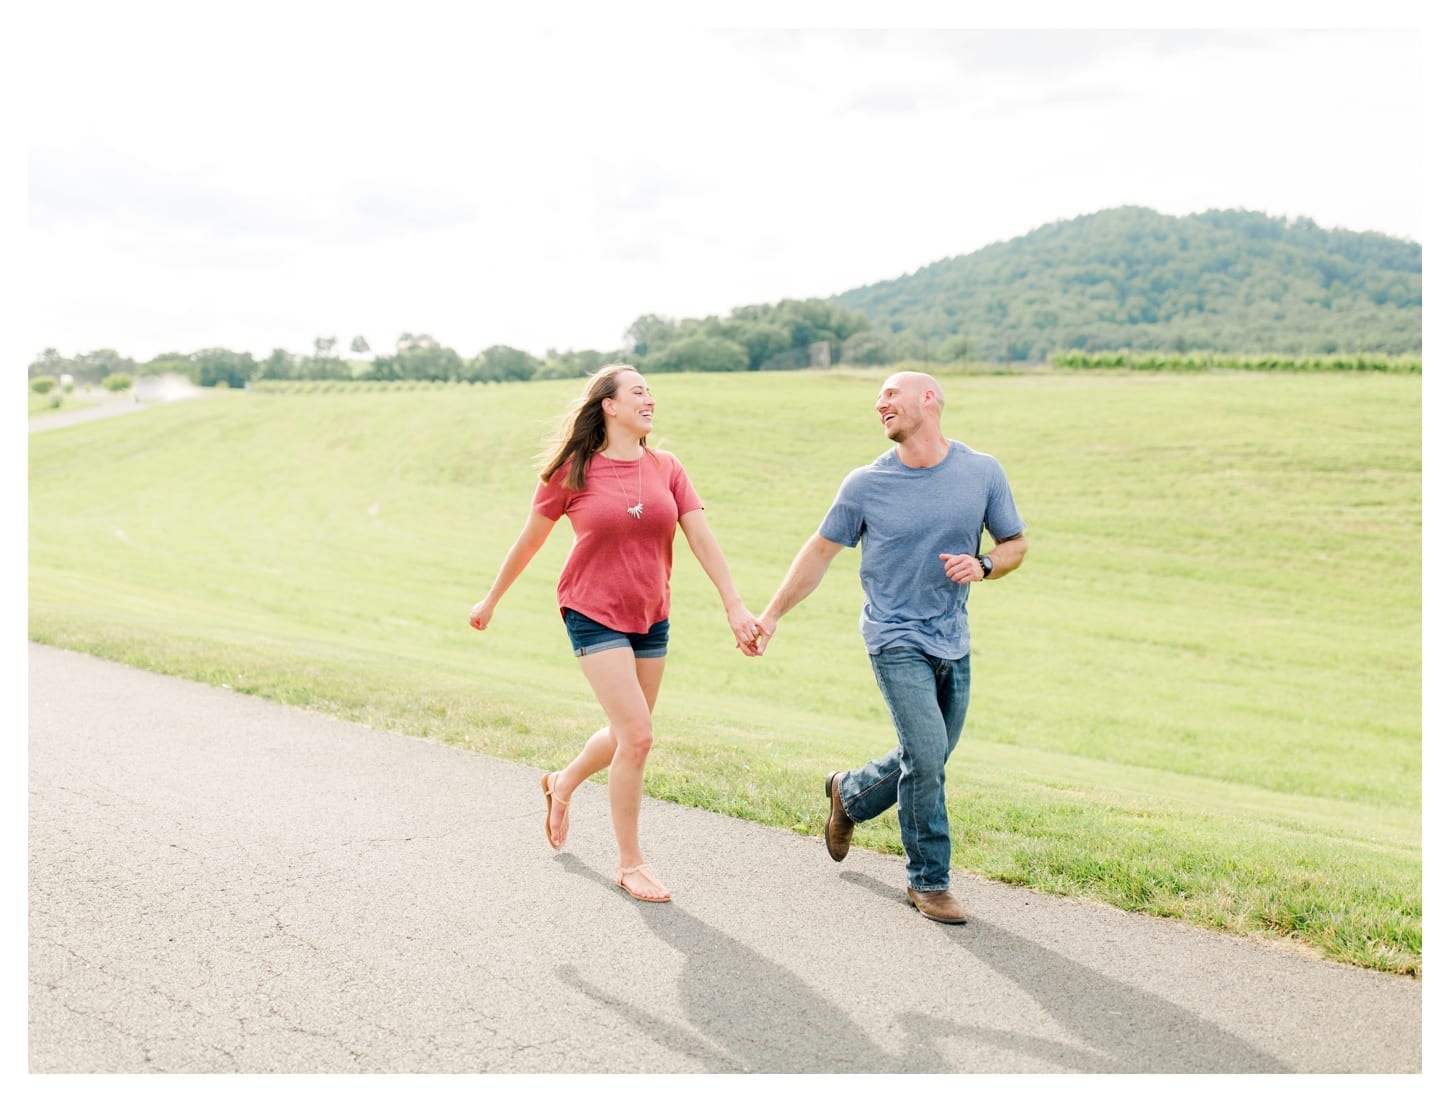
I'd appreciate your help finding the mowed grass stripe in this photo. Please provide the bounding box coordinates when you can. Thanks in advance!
[28,370,1421,972]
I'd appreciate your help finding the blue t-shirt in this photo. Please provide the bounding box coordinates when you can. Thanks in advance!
[818,441,1025,659]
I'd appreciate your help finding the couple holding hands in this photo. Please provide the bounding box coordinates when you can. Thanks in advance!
[469,364,1026,923]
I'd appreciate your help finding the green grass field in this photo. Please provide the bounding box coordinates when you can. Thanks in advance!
[27,369,1422,973]
[29,389,106,417]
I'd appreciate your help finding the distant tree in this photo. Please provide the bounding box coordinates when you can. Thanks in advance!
[935,334,975,363]
[366,342,464,381]
[625,315,677,357]
[886,333,932,363]
[102,373,133,392]
[538,348,609,379]
[350,335,371,356]
[720,319,792,370]
[256,348,298,380]
[468,344,542,383]
[841,331,891,365]
[772,298,872,352]
[647,335,749,374]
[624,298,871,375]
[28,348,67,379]
[364,353,402,381]
[140,352,193,378]
[65,349,135,385]
[31,376,56,394]
[192,348,257,388]
[302,337,348,379]
[727,302,773,323]
[415,345,465,381]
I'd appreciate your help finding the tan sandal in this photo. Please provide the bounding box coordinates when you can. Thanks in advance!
[616,864,671,903]
[541,772,570,850]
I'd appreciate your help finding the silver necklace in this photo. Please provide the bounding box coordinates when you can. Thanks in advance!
[611,457,644,519]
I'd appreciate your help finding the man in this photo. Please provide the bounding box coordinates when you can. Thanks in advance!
[751,372,1027,923]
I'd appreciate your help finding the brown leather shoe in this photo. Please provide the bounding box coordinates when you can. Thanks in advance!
[824,772,854,862]
[907,887,967,924]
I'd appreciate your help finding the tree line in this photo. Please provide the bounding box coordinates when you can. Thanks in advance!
[26,337,584,390]
[25,298,882,389]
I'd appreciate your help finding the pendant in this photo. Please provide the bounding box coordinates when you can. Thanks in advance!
[627,504,644,519]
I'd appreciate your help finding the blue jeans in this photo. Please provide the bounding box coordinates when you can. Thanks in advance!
[837,648,971,892]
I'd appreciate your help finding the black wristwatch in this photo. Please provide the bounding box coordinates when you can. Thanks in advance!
[978,555,994,579]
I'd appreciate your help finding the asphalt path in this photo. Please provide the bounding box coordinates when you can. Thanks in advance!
[28,643,1422,1074]
[28,387,211,435]
[27,397,144,434]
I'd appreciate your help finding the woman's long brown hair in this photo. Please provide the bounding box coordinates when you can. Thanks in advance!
[538,363,649,490]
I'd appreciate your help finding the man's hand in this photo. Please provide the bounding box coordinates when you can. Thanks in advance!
[740,616,777,657]
[939,552,987,584]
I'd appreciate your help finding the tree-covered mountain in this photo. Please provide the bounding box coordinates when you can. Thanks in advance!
[27,207,1422,389]
[831,206,1421,362]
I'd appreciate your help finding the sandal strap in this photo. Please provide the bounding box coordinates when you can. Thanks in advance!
[617,864,664,890]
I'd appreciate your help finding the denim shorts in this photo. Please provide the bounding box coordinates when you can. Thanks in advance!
[562,608,669,658]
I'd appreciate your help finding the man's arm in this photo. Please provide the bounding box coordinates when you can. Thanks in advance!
[751,533,846,655]
[938,531,1028,584]
[984,531,1027,577]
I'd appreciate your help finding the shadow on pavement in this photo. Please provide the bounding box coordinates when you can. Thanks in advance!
[841,869,1288,1073]
[552,853,958,1073]
[547,854,1279,1072]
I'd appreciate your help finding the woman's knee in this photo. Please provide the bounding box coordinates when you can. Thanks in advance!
[614,721,654,764]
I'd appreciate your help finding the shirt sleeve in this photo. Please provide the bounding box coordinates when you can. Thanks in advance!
[668,454,705,515]
[818,470,866,548]
[984,460,1025,540]
[531,469,571,521]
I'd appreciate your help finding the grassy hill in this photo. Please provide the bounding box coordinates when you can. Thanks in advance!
[832,207,1421,361]
[28,370,1422,972]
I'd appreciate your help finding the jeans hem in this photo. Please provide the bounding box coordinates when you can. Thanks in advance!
[843,770,896,824]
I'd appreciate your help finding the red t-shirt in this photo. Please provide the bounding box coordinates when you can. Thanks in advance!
[532,450,704,634]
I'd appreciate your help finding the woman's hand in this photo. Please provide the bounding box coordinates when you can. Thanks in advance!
[469,599,494,631]
[744,617,776,657]
[725,601,762,653]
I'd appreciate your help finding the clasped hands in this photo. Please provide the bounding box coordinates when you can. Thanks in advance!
[726,604,772,658]
[735,617,773,658]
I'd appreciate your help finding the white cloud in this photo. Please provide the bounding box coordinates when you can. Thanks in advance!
[22,15,1426,362]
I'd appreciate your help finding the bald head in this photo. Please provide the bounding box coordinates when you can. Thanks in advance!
[880,371,946,414]
[876,371,949,447]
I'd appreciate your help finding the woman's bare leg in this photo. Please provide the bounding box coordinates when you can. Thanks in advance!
[570,649,668,899]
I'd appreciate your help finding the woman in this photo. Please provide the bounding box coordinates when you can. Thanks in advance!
[469,364,759,902]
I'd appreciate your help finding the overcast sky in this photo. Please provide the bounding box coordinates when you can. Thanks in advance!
[22,6,1428,364]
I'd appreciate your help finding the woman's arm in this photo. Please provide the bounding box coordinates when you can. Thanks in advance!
[469,508,558,631]
[678,508,758,648]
